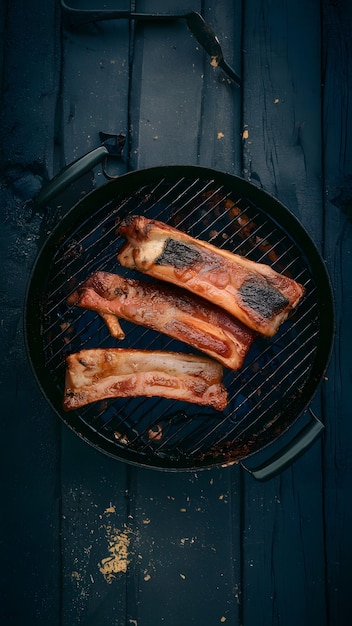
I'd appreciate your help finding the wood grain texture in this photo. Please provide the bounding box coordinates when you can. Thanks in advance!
[126,469,242,626]
[127,2,243,624]
[1,0,350,624]
[197,0,243,173]
[129,19,203,168]
[240,2,327,625]
[60,8,130,183]
[58,5,133,623]
[322,1,352,623]
[60,432,131,625]
[0,2,61,625]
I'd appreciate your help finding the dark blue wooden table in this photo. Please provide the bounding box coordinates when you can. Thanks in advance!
[1,1,351,624]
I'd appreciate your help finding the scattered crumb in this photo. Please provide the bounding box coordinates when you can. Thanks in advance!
[217,132,225,139]
[148,424,163,441]
[242,129,249,140]
[274,98,280,103]
[60,322,71,331]
[180,573,186,580]
[113,431,129,445]
[104,504,116,515]
[98,526,131,583]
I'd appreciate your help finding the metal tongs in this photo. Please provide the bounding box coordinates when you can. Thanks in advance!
[60,1,241,85]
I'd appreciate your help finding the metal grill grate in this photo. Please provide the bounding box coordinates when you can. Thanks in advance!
[34,170,325,468]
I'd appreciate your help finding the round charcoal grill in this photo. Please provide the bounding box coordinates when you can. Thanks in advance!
[26,166,334,471]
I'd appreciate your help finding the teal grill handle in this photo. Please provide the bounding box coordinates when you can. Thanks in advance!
[240,411,324,481]
[34,145,110,208]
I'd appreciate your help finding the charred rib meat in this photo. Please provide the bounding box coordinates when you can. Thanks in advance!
[117,216,305,337]
[67,271,256,370]
[63,348,228,411]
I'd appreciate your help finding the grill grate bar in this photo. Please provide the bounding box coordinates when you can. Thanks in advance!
[188,334,319,457]
[210,210,264,248]
[46,177,219,312]
[174,189,233,233]
[52,195,133,272]
[62,269,319,455]
[139,177,223,225]
[44,244,119,336]
[175,300,319,448]
[227,306,319,411]
[36,173,327,466]
[145,176,209,216]
[209,354,316,451]
[45,237,121,318]
[128,320,315,454]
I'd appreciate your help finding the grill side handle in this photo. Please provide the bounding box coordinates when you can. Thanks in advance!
[240,410,324,481]
[34,133,126,208]
[34,146,109,208]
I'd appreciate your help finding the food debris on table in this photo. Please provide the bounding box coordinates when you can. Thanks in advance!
[98,525,132,583]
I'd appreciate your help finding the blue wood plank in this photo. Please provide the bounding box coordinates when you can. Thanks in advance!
[0,2,61,624]
[60,5,131,185]
[60,430,131,624]
[197,0,243,173]
[58,7,133,623]
[1,1,350,625]
[322,1,352,623]
[126,467,242,626]
[240,2,328,625]
[127,2,244,625]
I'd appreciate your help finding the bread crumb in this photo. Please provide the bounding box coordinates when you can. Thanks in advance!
[98,527,131,583]
[104,504,116,515]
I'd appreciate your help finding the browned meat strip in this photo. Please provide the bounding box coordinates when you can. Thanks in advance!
[117,215,305,337]
[63,349,228,411]
[67,271,256,370]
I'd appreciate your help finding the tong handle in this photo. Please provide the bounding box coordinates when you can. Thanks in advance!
[240,410,324,481]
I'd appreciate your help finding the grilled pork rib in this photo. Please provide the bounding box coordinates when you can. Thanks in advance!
[118,216,305,337]
[67,271,256,370]
[63,349,228,411]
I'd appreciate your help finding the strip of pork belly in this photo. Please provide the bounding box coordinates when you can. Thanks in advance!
[67,271,256,370]
[63,348,228,411]
[117,215,305,337]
